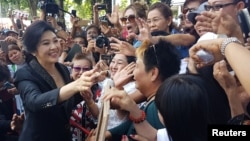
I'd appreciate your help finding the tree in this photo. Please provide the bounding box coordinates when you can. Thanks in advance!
[120,0,128,10]
[27,0,39,17]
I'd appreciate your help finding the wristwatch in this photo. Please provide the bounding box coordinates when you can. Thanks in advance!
[220,37,241,56]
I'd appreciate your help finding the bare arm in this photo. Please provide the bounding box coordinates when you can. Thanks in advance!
[225,43,250,96]
[213,60,245,117]
[58,70,98,102]
[86,99,99,118]
[129,107,158,141]
[189,38,250,96]
[159,33,196,47]
[93,4,99,25]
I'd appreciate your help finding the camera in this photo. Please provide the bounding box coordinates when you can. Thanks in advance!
[238,7,250,39]
[71,10,77,17]
[95,35,110,48]
[38,0,59,16]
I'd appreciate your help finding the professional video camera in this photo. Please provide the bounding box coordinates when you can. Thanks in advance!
[95,34,110,48]
[37,0,59,16]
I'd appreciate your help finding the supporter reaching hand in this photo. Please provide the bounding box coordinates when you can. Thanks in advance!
[195,9,244,42]
[113,62,135,89]
[189,38,225,68]
[213,60,245,117]
[106,5,120,27]
[110,37,136,56]
[11,113,24,133]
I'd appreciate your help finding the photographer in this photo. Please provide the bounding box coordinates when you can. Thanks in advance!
[93,3,121,38]
[85,24,108,65]
[38,0,69,41]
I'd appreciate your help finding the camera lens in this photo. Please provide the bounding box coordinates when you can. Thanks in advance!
[96,37,105,48]
[95,35,110,48]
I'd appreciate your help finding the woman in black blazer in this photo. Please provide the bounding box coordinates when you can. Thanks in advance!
[14,21,99,141]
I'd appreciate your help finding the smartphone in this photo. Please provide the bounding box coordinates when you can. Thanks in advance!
[238,8,250,40]
[71,10,76,17]
[64,44,82,62]
[97,4,107,10]
[4,81,15,89]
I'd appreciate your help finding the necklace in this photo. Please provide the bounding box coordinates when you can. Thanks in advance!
[142,94,155,109]
[146,94,155,102]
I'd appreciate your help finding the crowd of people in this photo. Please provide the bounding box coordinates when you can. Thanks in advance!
[0,0,250,141]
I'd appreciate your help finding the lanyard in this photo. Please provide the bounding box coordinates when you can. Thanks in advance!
[11,64,16,72]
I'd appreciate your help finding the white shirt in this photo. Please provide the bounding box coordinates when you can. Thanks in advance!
[157,128,170,141]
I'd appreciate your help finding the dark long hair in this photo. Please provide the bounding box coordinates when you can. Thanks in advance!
[155,74,210,141]
[22,21,55,63]
[22,20,55,54]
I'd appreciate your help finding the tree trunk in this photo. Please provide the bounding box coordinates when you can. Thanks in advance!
[27,0,38,17]
[58,0,66,30]
[16,0,21,9]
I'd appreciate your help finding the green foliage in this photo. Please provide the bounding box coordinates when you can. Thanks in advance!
[73,0,83,5]
[71,0,92,19]
[119,0,128,11]
[150,0,160,4]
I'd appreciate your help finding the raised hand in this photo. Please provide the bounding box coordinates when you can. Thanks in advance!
[135,18,152,42]
[106,5,120,27]
[80,89,93,102]
[189,38,225,68]
[11,113,24,133]
[213,60,246,116]
[110,37,136,56]
[75,69,100,92]
[113,62,135,88]
[103,86,137,112]
[213,60,237,92]
[196,9,243,42]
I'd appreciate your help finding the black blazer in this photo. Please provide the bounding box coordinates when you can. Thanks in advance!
[14,59,82,141]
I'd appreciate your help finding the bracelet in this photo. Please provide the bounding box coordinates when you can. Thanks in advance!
[129,110,146,124]
[220,37,241,56]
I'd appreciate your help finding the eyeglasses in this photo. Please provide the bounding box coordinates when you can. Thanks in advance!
[151,45,159,67]
[182,7,197,14]
[204,2,235,11]
[72,67,91,72]
[120,15,136,24]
